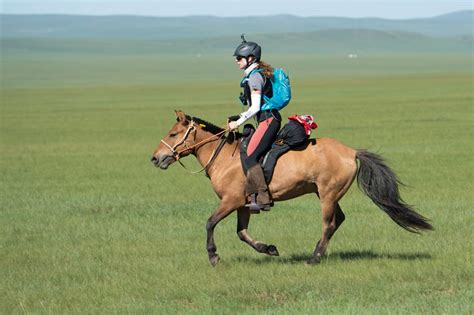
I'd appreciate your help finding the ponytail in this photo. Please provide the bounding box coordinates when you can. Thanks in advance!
[258,61,274,78]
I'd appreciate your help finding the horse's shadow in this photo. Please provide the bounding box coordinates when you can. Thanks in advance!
[232,250,432,265]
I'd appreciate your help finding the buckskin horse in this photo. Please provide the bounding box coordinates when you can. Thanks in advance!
[151,111,433,266]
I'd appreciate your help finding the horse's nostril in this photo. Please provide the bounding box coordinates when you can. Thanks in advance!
[151,156,157,162]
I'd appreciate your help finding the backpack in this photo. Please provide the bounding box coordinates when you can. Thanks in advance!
[261,68,291,111]
[242,68,291,111]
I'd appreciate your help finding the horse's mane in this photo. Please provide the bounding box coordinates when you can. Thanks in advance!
[185,115,241,142]
[188,115,225,135]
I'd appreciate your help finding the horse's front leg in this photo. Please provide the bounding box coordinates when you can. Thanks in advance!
[206,199,236,266]
[236,207,279,256]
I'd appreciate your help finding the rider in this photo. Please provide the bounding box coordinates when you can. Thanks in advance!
[228,35,282,213]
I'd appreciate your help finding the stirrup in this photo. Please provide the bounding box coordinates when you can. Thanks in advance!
[246,194,261,214]
[245,194,272,214]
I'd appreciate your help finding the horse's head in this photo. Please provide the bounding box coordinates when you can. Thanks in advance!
[151,110,196,169]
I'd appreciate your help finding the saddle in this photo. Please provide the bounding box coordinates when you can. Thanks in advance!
[240,119,316,183]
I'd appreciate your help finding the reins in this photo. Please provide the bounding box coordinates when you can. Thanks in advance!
[161,121,230,174]
[176,130,228,174]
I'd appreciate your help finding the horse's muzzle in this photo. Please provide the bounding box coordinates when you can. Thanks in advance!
[151,154,174,169]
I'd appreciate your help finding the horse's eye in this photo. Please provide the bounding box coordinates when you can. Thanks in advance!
[169,133,177,138]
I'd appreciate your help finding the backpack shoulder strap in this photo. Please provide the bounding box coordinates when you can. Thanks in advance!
[248,69,272,99]
[246,68,263,79]
[241,68,265,86]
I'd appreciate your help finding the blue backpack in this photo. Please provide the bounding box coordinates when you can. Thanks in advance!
[244,68,291,111]
[261,68,291,111]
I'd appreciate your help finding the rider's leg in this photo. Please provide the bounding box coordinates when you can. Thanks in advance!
[245,114,281,211]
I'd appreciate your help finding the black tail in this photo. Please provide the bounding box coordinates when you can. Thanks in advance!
[356,151,433,233]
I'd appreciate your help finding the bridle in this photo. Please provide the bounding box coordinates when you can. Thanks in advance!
[160,121,230,174]
[160,122,197,160]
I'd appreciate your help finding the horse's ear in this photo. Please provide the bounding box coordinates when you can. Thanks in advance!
[175,110,188,124]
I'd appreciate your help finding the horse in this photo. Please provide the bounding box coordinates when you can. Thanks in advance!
[151,110,433,266]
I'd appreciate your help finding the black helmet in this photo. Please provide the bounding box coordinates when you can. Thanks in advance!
[233,34,261,61]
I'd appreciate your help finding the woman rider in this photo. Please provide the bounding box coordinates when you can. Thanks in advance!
[228,36,282,213]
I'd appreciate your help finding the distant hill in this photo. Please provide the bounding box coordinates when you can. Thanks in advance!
[1,11,472,40]
[2,29,472,55]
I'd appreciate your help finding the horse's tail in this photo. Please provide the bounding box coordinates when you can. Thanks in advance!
[356,150,433,233]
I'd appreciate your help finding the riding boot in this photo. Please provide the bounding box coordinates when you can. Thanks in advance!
[245,165,273,213]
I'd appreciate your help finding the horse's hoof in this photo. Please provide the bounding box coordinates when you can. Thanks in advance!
[306,254,321,265]
[267,245,279,256]
[209,255,220,267]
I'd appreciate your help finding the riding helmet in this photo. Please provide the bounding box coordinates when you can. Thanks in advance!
[233,34,261,61]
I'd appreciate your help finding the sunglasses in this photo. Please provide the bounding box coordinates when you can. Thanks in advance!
[235,56,245,61]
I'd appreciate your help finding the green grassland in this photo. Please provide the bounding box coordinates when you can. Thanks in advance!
[1,50,473,313]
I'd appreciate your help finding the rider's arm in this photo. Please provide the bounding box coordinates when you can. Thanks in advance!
[235,90,261,126]
[234,72,265,126]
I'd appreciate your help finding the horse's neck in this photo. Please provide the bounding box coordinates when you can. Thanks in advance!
[193,132,238,176]
[193,131,221,166]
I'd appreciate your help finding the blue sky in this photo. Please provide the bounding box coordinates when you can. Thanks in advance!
[1,0,472,18]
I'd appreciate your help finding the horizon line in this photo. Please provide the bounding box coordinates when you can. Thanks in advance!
[0,9,472,21]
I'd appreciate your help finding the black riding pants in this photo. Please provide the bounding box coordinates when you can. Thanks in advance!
[246,111,281,168]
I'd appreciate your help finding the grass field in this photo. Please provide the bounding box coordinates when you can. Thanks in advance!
[1,51,473,313]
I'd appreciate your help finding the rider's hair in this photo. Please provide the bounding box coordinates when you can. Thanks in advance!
[258,60,274,78]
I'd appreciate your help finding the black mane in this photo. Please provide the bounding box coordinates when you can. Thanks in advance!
[191,116,225,135]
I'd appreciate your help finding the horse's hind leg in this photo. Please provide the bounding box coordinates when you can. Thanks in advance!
[330,203,345,240]
[308,200,345,264]
[236,207,279,256]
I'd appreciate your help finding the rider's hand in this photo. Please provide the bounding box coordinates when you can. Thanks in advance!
[228,121,239,131]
